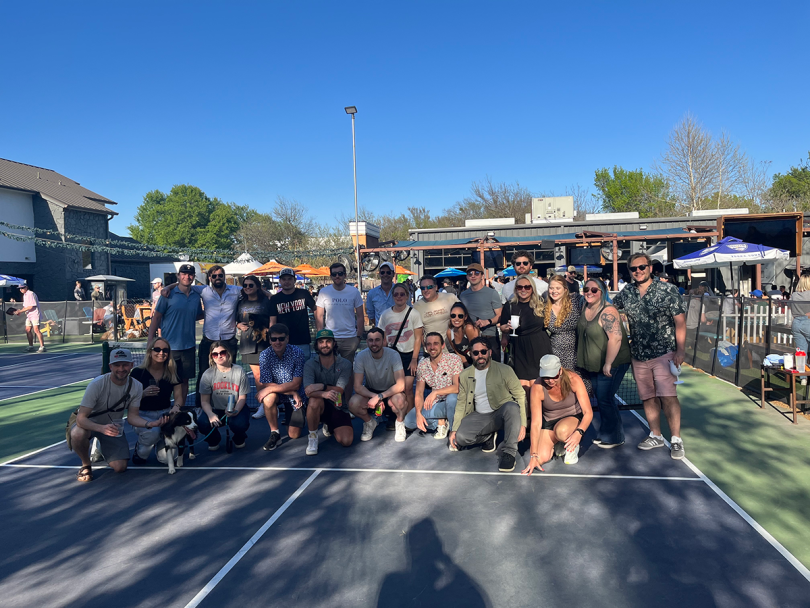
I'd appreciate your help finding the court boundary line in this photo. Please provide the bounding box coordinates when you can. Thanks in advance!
[629,409,810,583]
[0,463,701,481]
[0,352,98,372]
[183,469,322,608]
[1,440,67,465]
[0,377,94,403]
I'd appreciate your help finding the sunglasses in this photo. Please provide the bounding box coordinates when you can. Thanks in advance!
[467,270,482,276]
[210,274,225,279]
[542,372,562,380]
[583,287,601,294]
[516,285,533,291]
[393,292,408,297]
[379,270,393,275]
[629,264,649,272]
[243,283,256,288]
[331,271,346,277]
[514,261,531,267]
[211,350,228,358]
[471,349,488,356]
[280,275,295,279]
[269,336,287,342]
[420,284,436,290]
[449,313,466,319]
[152,347,170,354]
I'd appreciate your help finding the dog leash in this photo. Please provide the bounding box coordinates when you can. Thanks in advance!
[184,417,229,449]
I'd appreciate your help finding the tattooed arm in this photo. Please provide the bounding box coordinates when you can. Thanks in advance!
[599,306,623,377]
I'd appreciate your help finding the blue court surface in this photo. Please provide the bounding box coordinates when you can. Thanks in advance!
[1,409,809,607]
[0,351,102,402]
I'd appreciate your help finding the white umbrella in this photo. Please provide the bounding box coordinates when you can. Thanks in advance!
[223,252,261,276]
[0,275,26,343]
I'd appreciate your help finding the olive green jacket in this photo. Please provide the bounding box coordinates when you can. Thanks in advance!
[453,361,527,431]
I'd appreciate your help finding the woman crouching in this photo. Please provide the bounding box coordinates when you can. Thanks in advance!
[523,354,593,474]
[198,341,251,451]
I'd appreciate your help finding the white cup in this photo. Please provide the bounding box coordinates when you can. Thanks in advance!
[784,354,794,370]
[510,315,520,336]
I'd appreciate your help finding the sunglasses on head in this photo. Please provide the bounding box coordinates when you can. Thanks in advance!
[471,349,488,356]
[514,261,531,266]
[152,347,170,354]
[450,313,465,319]
[583,287,601,294]
[269,336,287,342]
[331,271,346,277]
[211,350,228,358]
[629,264,649,272]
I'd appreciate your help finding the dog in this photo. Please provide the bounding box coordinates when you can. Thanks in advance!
[250,320,269,345]
[160,410,198,475]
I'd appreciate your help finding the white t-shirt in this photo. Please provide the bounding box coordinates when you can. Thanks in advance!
[316,284,364,339]
[473,367,493,414]
[501,276,549,303]
[378,306,424,354]
[413,292,459,338]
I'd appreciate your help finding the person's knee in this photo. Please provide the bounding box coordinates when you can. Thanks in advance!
[335,429,353,446]
[109,460,128,473]
[390,393,407,412]
[288,426,303,439]
[348,394,365,413]
[262,393,279,408]
[70,425,90,443]
[308,397,324,413]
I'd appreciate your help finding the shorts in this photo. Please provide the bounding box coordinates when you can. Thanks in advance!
[541,412,583,431]
[72,423,130,462]
[25,316,40,327]
[632,352,678,401]
[240,351,262,366]
[280,394,308,428]
[365,386,396,417]
[173,347,196,382]
[335,337,360,363]
[321,400,353,429]
[396,350,414,377]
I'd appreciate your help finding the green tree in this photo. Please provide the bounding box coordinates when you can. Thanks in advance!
[770,152,810,208]
[593,166,679,218]
[128,184,247,251]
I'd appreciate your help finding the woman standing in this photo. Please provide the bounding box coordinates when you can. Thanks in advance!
[129,337,182,464]
[379,283,424,414]
[198,341,251,450]
[500,276,552,387]
[446,302,479,367]
[577,278,632,447]
[790,275,810,384]
[544,275,583,370]
[235,275,272,418]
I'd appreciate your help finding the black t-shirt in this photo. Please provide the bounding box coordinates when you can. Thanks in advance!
[269,288,316,345]
[130,367,178,412]
[237,297,274,354]
[566,278,580,294]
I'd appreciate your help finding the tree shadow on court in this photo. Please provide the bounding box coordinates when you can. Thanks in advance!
[376,518,492,608]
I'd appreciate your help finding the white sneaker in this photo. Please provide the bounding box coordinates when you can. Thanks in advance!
[360,417,378,441]
[306,432,318,455]
[395,420,407,442]
[322,424,331,437]
[564,445,580,465]
[434,423,449,439]
[251,406,265,419]
[37,346,47,353]
[448,442,458,452]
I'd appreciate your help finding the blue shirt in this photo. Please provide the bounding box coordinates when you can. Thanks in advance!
[259,344,307,400]
[365,284,396,324]
[155,287,203,351]
[192,284,241,340]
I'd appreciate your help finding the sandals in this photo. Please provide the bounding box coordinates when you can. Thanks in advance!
[77,465,93,482]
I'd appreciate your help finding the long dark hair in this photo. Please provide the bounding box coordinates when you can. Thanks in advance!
[448,302,475,328]
[240,274,266,301]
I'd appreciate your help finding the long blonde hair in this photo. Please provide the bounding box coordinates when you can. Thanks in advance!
[544,275,573,328]
[509,277,543,318]
[796,276,810,293]
[137,337,180,384]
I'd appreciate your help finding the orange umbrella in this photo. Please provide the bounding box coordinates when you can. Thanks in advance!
[294,263,318,273]
[253,260,286,276]
[395,264,415,275]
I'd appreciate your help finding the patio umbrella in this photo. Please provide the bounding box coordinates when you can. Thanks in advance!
[0,275,26,343]
[433,268,467,278]
[294,263,318,274]
[394,264,415,276]
[253,260,286,276]
[502,266,517,277]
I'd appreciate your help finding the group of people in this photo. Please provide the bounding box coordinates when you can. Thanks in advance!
[67,251,688,482]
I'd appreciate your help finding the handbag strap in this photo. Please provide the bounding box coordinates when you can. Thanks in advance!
[87,377,133,418]
[390,307,412,353]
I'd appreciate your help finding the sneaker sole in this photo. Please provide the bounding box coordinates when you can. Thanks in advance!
[671,449,685,460]
[498,460,515,472]
[306,449,318,455]
[482,436,497,453]
[638,442,665,450]
[594,441,624,449]
[263,437,281,451]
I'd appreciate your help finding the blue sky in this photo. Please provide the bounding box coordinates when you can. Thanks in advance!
[1,1,807,237]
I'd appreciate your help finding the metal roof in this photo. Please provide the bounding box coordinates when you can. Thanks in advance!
[0,158,117,215]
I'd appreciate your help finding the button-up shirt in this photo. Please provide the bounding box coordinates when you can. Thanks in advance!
[416,352,463,390]
[365,283,396,324]
[194,284,241,341]
[259,344,307,400]
[613,280,686,362]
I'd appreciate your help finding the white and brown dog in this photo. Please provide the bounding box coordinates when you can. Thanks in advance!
[161,410,198,474]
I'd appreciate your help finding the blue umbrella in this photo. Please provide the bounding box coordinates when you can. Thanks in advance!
[0,274,26,287]
[434,268,467,277]
[502,266,517,277]
[554,265,602,274]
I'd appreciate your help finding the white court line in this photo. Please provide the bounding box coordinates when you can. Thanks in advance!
[0,463,701,481]
[629,409,810,584]
[0,385,67,389]
[0,352,97,372]
[183,469,322,608]
[1,440,66,465]
[0,377,93,403]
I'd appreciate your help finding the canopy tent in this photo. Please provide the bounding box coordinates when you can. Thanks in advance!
[433,268,467,278]
[223,252,261,276]
[252,260,286,276]
[294,263,318,274]
[394,265,415,276]
[554,265,603,274]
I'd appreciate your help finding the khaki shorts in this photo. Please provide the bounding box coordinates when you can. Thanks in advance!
[631,352,678,401]
[25,316,40,328]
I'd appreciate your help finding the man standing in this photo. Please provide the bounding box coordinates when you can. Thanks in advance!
[348,327,409,442]
[148,264,203,407]
[365,261,397,326]
[459,263,503,360]
[73,281,85,301]
[315,262,364,363]
[15,283,45,352]
[256,323,307,452]
[91,284,103,304]
[303,329,354,453]
[613,252,687,460]
[68,348,150,482]
[413,275,458,351]
[449,337,526,472]
[501,251,548,304]
[564,266,581,294]
[269,267,317,359]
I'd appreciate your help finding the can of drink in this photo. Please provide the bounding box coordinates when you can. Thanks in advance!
[335,392,342,408]
[226,394,236,415]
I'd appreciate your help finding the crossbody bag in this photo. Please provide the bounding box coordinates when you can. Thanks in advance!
[65,377,133,452]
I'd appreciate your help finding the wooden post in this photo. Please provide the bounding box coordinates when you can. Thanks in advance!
[612,238,619,287]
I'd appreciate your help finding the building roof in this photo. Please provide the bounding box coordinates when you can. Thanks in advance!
[0,158,117,215]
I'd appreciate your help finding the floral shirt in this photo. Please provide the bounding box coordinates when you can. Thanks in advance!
[259,344,307,400]
[416,352,463,390]
[613,280,686,362]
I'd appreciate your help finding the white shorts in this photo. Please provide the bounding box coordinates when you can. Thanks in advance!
[25,316,40,328]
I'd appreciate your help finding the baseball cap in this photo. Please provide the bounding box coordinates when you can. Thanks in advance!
[567,265,576,273]
[659,273,672,280]
[151,277,163,284]
[109,348,134,364]
[19,283,28,290]
[279,267,295,277]
[379,261,395,273]
[537,354,562,378]
[315,329,335,340]
[466,263,485,274]
[750,289,764,297]
[178,263,196,275]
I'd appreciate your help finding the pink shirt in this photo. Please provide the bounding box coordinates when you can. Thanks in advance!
[23,291,40,320]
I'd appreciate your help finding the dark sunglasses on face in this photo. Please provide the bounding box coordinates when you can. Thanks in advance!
[450,313,465,319]
[516,285,533,291]
[331,271,346,277]
[243,283,256,288]
[629,264,649,272]
[212,350,228,357]
[467,270,482,276]
[210,274,225,279]
[152,347,170,354]
[471,349,488,356]
[379,270,393,275]
[420,284,436,290]
[514,261,531,266]
[269,336,287,342]
[584,287,601,294]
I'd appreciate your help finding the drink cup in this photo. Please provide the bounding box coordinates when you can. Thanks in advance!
[785,354,794,370]
[114,421,124,437]
[510,315,520,336]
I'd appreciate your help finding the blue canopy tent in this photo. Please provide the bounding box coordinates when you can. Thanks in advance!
[434,268,468,278]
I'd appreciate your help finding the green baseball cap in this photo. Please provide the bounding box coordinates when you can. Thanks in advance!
[315,329,335,340]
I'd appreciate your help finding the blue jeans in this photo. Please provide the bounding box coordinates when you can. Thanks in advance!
[404,391,458,430]
[197,406,251,446]
[590,363,630,445]
[792,317,810,353]
[294,343,312,360]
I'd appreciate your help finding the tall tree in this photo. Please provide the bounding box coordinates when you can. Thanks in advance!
[770,152,810,210]
[593,166,679,218]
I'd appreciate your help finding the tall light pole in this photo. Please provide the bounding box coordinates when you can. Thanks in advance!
[345,105,362,293]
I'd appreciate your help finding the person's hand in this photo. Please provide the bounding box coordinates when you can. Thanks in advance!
[501,335,509,350]
[237,323,249,332]
[224,408,239,418]
[368,394,381,408]
[416,411,428,432]
[324,389,339,402]
[170,405,180,414]
[448,431,458,449]
[292,395,303,410]
[475,319,488,329]
[518,425,526,442]
[522,456,545,476]
[408,357,418,375]
[602,363,613,377]
[424,391,437,409]
[101,423,120,437]
[144,385,160,397]
[673,350,685,368]
[153,415,169,427]
[160,287,171,298]
[564,430,582,451]
[208,413,221,427]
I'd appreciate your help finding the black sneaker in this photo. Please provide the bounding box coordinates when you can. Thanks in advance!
[482,433,497,453]
[498,453,516,472]
[263,431,281,451]
[131,448,146,465]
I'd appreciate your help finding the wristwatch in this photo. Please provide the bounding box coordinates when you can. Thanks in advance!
[574,428,585,437]
[377,393,385,402]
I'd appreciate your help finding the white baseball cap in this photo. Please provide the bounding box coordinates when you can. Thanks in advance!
[537,354,562,378]
[151,277,163,284]
[379,262,395,273]
[109,348,134,364]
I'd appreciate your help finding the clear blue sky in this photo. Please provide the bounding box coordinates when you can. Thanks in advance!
[2,1,807,237]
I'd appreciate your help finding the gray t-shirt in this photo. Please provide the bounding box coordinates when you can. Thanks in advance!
[353,348,403,392]
[790,291,810,317]
[199,365,249,411]
[460,287,503,336]
[80,374,144,424]
[303,354,353,411]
